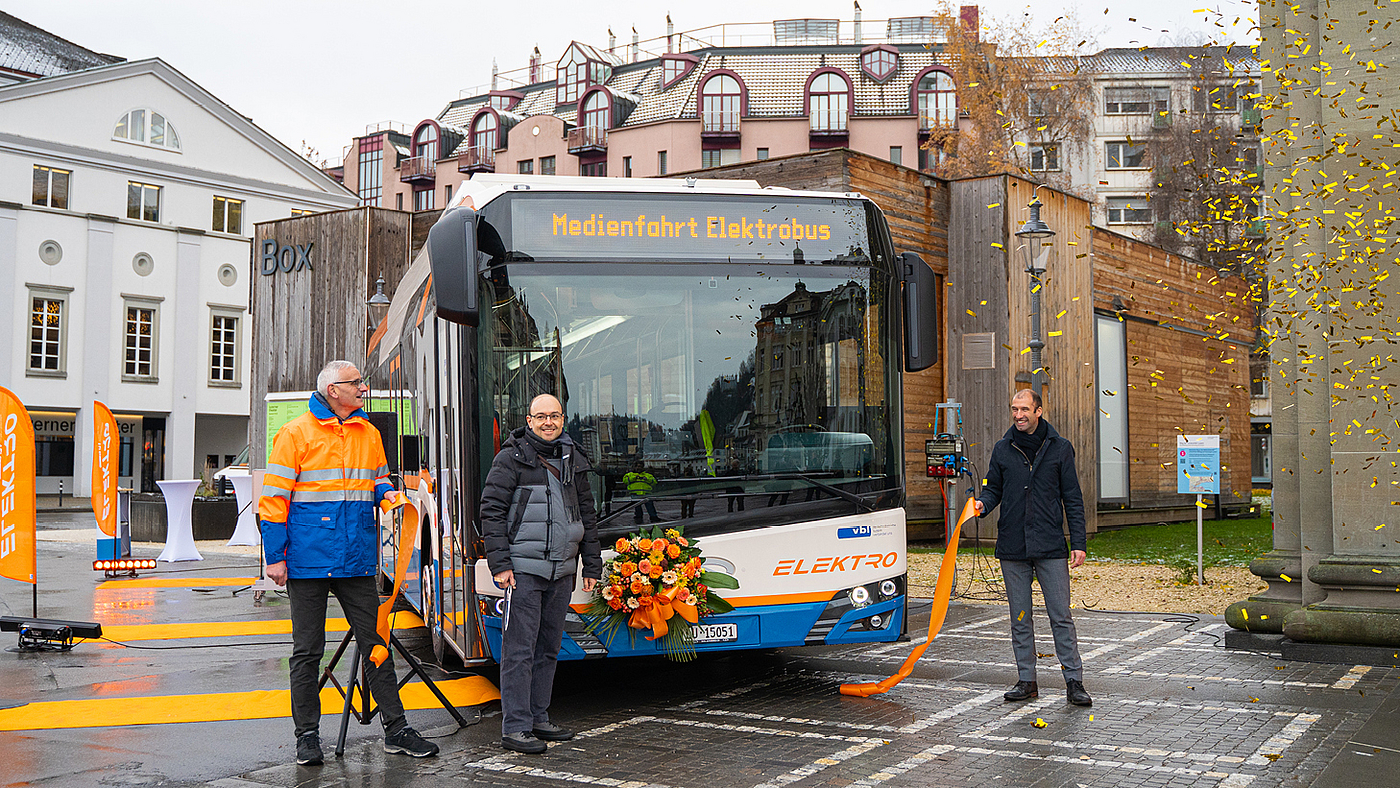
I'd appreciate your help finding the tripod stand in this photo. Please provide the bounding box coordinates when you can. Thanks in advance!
[317,627,475,757]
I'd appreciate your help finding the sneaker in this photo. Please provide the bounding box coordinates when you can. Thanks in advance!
[296,733,323,766]
[532,721,575,741]
[383,726,439,758]
[1004,680,1039,702]
[502,731,548,754]
[1066,679,1093,707]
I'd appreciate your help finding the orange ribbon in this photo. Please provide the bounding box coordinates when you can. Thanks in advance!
[370,496,417,667]
[628,585,700,640]
[839,497,977,697]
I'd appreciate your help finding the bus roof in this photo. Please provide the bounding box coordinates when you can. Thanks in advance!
[453,173,868,210]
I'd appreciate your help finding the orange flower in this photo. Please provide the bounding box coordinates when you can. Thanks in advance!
[637,538,653,552]
[676,586,690,602]
[648,562,664,579]
[652,538,668,553]
[608,598,624,610]
[666,544,681,559]
[620,561,638,576]
[615,538,631,553]
[630,578,647,594]
[677,536,689,547]
[638,558,653,575]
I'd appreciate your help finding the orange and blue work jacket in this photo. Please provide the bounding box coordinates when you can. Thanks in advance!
[258,394,393,579]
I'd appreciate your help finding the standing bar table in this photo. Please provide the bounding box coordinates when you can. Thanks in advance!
[156,479,203,562]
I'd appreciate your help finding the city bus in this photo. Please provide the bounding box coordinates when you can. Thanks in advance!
[369,173,936,666]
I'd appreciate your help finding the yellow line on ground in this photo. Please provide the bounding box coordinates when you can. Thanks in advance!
[0,676,499,731]
[97,577,256,589]
[100,611,427,642]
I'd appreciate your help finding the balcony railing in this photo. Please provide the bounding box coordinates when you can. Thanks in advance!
[399,155,436,182]
[919,109,957,131]
[809,111,849,134]
[567,125,608,153]
[702,111,740,135]
[458,146,496,173]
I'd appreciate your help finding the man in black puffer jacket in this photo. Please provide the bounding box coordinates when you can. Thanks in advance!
[974,389,1092,709]
[481,394,602,754]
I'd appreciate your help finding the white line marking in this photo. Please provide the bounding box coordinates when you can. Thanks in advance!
[1082,621,1179,660]
[899,690,1003,734]
[1331,665,1372,689]
[1245,713,1320,765]
[962,696,1058,736]
[923,746,1252,781]
[847,745,956,787]
[1101,666,1332,689]
[752,739,888,788]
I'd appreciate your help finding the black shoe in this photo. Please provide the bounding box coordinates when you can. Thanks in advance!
[384,726,439,758]
[502,731,547,754]
[1004,680,1039,702]
[1066,679,1093,707]
[532,721,575,741]
[296,733,323,766]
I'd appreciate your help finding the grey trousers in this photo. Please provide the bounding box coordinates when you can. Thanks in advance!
[287,576,406,738]
[1000,558,1083,683]
[499,572,574,736]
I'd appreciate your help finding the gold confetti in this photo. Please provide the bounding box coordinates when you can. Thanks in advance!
[1280,574,1292,582]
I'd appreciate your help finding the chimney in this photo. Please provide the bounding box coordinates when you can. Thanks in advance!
[609,28,616,53]
[666,15,674,54]
[854,1,862,44]
[631,27,639,63]
[491,58,498,90]
[529,46,541,83]
[960,5,979,42]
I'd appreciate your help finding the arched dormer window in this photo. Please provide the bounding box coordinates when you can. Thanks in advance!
[913,67,957,129]
[806,69,852,133]
[413,121,440,161]
[861,45,899,82]
[699,71,744,133]
[661,53,699,89]
[471,111,498,152]
[113,109,181,151]
[580,88,611,131]
[556,42,616,106]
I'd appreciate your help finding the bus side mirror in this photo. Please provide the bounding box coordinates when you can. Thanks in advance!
[900,252,939,372]
[427,206,480,326]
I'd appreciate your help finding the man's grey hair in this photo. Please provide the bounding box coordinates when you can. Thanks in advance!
[316,360,358,397]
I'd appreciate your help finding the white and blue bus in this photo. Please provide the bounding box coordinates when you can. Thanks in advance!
[371,174,937,666]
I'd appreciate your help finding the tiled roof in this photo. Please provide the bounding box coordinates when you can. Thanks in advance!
[0,11,122,78]
[1037,45,1260,77]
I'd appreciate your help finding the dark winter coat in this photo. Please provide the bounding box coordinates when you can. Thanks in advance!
[976,420,1087,561]
[480,427,603,582]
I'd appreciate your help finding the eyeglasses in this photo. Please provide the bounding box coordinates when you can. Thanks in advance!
[334,378,368,389]
[528,412,564,422]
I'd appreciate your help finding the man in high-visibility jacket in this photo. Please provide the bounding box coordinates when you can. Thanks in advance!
[622,461,659,524]
[259,360,438,766]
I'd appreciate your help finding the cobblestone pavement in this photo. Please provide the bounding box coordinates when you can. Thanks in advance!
[221,602,1398,788]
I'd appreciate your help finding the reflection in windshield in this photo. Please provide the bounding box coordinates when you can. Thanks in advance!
[479,263,897,537]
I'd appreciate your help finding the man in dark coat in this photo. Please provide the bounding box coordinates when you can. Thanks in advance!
[480,394,603,754]
[974,389,1092,708]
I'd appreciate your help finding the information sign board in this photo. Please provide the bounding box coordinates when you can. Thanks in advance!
[1177,435,1221,495]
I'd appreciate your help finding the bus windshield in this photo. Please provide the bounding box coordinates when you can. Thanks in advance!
[478,261,900,539]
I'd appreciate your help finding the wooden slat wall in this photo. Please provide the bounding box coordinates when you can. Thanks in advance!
[1090,228,1254,507]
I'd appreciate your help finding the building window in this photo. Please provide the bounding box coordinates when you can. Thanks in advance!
[808,71,850,132]
[1105,86,1169,115]
[916,69,957,128]
[1030,143,1060,172]
[290,208,314,217]
[540,156,556,176]
[518,159,534,175]
[113,108,181,151]
[622,156,632,177]
[700,73,742,133]
[32,165,71,209]
[27,286,70,376]
[444,184,453,204]
[127,182,161,222]
[581,90,610,130]
[1192,84,1241,114]
[209,309,241,386]
[471,112,497,153]
[1107,196,1154,224]
[123,299,161,381]
[580,161,607,177]
[1106,141,1148,169]
[556,43,609,105]
[1095,314,1129,501]
[414,122,439,161]
[357,137,383,207]
[889,146,902,166]
[395,193,403,210]
[702,149,740,168]
[658,150,668,175]
[661,54,697,88]
[861,45,898,81]
[212,196,243,234]
[757,148,769,160]
[413,188,435,211]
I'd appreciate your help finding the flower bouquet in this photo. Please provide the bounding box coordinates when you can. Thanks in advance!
[582,524,739,661]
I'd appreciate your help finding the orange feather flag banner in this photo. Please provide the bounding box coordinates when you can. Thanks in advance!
[370,495,414,667]
[839,496,978,698]
[0,387,38,586]
[91,401,119,538]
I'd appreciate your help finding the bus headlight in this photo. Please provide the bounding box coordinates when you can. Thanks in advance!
[880,580,898,598]
[868,614,884,630]
[849,586,871,607]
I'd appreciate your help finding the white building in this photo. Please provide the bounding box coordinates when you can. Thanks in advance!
[0,56,357,496]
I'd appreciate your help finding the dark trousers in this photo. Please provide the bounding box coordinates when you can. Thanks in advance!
[499,572,574,735]
[1000,558,1083,683]
[287,576,405,738]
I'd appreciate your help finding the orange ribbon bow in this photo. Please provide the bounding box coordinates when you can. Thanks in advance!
[628,584,700,640]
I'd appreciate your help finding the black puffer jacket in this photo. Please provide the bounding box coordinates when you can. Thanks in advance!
[976,420,1087,560]
[481,428,602,581]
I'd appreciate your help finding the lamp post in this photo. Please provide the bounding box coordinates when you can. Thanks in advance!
[367,275,391,326]
[1014,196,1055,396]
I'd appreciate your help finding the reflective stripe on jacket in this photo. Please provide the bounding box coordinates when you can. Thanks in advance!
[258,394,393,579]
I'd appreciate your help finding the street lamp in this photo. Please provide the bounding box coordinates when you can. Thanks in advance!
[1014,195,1055,396]
[367,275,391,326]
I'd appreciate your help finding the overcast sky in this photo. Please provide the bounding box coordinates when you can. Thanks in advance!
[8,0,1258,167]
